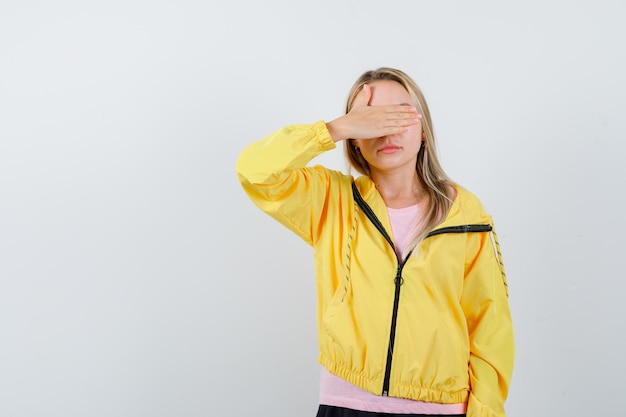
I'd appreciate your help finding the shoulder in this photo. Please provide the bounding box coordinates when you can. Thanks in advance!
[308,164,355,191]
[451,184,492,223]
[454,184,483,207]
[353,175,376,197]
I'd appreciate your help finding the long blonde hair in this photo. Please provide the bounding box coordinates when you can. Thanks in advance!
[344,67,455,255]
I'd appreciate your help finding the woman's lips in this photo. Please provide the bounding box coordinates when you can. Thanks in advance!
[378,145,401,154]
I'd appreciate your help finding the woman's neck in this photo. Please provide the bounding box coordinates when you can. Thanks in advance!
[371,171,427,209]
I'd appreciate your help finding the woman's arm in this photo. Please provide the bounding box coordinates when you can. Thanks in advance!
[236,121,339,245]
[461,227,515,417]
[236,85,420,245]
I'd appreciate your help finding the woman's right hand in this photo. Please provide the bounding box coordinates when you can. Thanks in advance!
[326,84,421,143]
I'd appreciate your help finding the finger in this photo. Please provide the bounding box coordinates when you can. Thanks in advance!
[382,117,420,129]
[389,111,421,124]
[387,112,421,120]
[352,84,371,108]
[359,125,412,140]
[383,126,413,135]
[384,105,418,114]
[389,117,420,127]
[378,112,420,127]
[381,114,421,126]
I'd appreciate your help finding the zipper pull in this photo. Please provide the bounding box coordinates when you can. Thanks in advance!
[394,265,404,286]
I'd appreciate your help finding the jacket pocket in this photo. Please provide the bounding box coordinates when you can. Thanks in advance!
[322,278,352,340]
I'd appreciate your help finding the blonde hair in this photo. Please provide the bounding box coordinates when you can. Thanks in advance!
[344,67,455,255]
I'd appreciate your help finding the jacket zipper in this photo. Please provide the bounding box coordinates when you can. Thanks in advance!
[382,260,406,396]
[352,183,408,396]
[426,224,492,237]
[351,183,493,396]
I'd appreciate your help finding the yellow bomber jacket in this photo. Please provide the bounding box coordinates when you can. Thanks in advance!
[236,121,515,417]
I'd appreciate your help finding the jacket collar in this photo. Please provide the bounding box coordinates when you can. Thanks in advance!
[353,176,492,228]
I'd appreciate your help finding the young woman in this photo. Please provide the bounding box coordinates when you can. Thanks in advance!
[236,68,514,417]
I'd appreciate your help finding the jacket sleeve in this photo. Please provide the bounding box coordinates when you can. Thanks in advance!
[461,226,515,417]
[235,120,340,246]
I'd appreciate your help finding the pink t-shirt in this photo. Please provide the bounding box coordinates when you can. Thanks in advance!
[318,204,467,415]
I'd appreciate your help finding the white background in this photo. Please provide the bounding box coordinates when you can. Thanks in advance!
[1,1,624,416]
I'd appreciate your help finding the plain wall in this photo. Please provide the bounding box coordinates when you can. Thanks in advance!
[1,1,624,416]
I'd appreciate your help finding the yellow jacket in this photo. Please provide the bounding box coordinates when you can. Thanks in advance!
[236,121,514,417]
